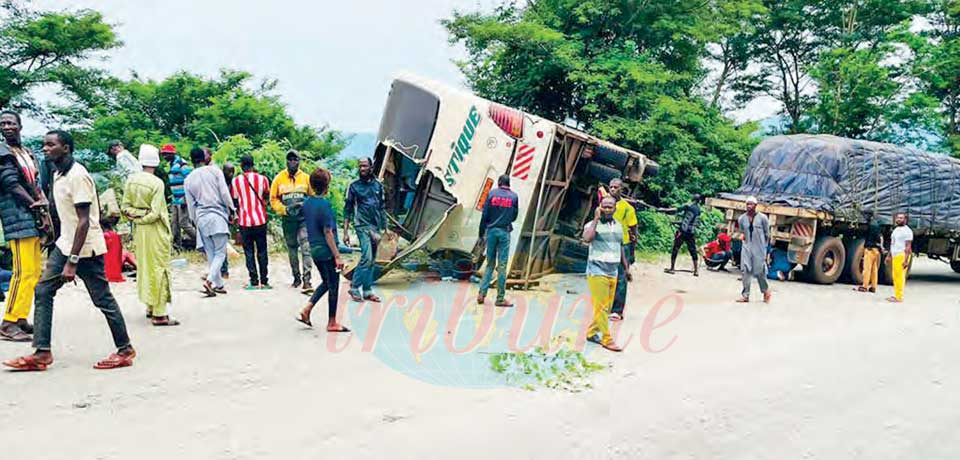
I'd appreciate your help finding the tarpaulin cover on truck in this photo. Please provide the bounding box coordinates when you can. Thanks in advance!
[720,135,960,231]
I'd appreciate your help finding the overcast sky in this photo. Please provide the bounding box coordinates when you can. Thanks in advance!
[26,0,776,136]
[25,0,505,134]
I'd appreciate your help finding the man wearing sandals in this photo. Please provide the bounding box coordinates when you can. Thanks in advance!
[582,196,627,352]
[736,196,772,304]
[232,155,271,290]
[184,148,235,297]
[343,158,386,303]
[122,144,179,326]
[4,130,136,371]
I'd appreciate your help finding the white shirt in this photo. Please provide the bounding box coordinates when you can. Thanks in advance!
[891,225,913,256]
[54,162,107,257]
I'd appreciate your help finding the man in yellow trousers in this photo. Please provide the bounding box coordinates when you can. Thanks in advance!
[0,110,48,342]
[581,196,627,352]
[858,211,883,294]
[887,213,912,303]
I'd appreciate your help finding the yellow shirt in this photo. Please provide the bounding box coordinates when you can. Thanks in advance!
[270,170,314,216]
[613,199,638,244]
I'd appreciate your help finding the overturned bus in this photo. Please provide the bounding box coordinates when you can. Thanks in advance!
[368,74,658,287]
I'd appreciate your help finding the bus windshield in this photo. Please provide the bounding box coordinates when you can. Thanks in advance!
[377,80,439,160]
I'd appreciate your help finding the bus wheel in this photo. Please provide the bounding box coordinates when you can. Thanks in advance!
[802,236,846,284]
[842,238,865,285]
[951,260,960,274]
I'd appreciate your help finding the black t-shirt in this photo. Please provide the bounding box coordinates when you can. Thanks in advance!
[679,203,701,234]
[865,221,883,249]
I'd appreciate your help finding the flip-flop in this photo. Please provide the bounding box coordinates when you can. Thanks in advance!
[244,285,260,291]
[3,355,51,371]
[349,292,363,302]
[201,281,217,297]
[735,298,750,303]
[260,284,274,290]
[93,351,136,370]
[213,287,227,295]
[663,269,675,275]
[326,325,351,333]
[609,313,623,322]
[364,294,383,303]
[295,311,313,328]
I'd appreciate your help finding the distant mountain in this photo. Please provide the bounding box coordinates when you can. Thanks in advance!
[339,132,377,160]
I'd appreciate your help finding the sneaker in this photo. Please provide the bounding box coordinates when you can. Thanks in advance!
[17,320,33,334]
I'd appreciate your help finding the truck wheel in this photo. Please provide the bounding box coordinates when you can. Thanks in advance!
[591,146,629,170]
[951,260,960,274]
[842,238,865,285]
[801,236,846,285]
[558,237,589,260]
[585,161,622,184]
[880,254,912,285]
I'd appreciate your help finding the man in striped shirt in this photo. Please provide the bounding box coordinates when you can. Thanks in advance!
[581,196,626,352]
[232,155,271,289]
[162,144,196,250]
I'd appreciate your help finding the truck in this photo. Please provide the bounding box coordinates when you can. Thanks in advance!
[362,74,658,287]
[707,134,960,285]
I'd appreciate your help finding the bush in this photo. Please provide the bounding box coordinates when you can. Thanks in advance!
[635,207,725,254]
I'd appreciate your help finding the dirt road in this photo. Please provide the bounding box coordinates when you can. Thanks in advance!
[1,256,958,459]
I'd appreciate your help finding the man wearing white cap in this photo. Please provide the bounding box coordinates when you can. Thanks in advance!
[121,145,178,326]
[737,196,772,303]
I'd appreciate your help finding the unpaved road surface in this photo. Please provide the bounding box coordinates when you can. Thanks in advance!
[1,256,958,459]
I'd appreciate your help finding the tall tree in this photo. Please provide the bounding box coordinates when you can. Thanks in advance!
[444,0,757,204]
[700,0,768,110]
[908,0,960,155]
[0,1,119,117]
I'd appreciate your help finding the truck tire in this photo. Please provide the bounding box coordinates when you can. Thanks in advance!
[952,260,960,274]
[842,238,865,285]
[591,146,629,170]
[801,236,846,285]
[880,253,912,285]
[585,161,622,184]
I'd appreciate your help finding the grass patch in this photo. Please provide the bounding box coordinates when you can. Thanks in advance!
[489,337,607,392]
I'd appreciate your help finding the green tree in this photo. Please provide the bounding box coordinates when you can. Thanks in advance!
[79,70,347,161]
[0,2,119,117]
[908,0,960,155]
[444,0,757,205]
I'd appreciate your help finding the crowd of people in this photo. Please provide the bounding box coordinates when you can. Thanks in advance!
[0,107,918,369]
[0,109,392,370]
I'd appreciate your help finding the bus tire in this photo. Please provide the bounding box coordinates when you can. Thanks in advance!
[952,260,960,274]
[842,238,865,285]
[558,238,589,260]
[585,161,622,184]
[801,236,846,285]
[591,146,629,170]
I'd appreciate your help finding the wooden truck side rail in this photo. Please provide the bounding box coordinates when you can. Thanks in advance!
[706,197,834,270]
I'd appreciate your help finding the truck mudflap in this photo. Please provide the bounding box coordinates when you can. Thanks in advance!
[344,203,459,282]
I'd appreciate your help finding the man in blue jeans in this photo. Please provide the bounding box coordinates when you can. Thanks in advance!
[477,175,519,307]
[343,158,387,303]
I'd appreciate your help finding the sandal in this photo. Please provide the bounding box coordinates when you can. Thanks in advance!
[349,291,363,302]
[364,294,383,303]
[609,313,623,322]
[151,317,181,327]
[0,327,32,342]
[93,349,136,370]
[735,297,750,303]
[3,354,52,371]
[244,284,260,291]
[213,287,227,295]
[326,325,351,333]
[201,281,217,298]
[663,268,675,275]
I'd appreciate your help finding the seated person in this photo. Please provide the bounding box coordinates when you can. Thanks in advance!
[767,246,796,281]
[701,228,733,271]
